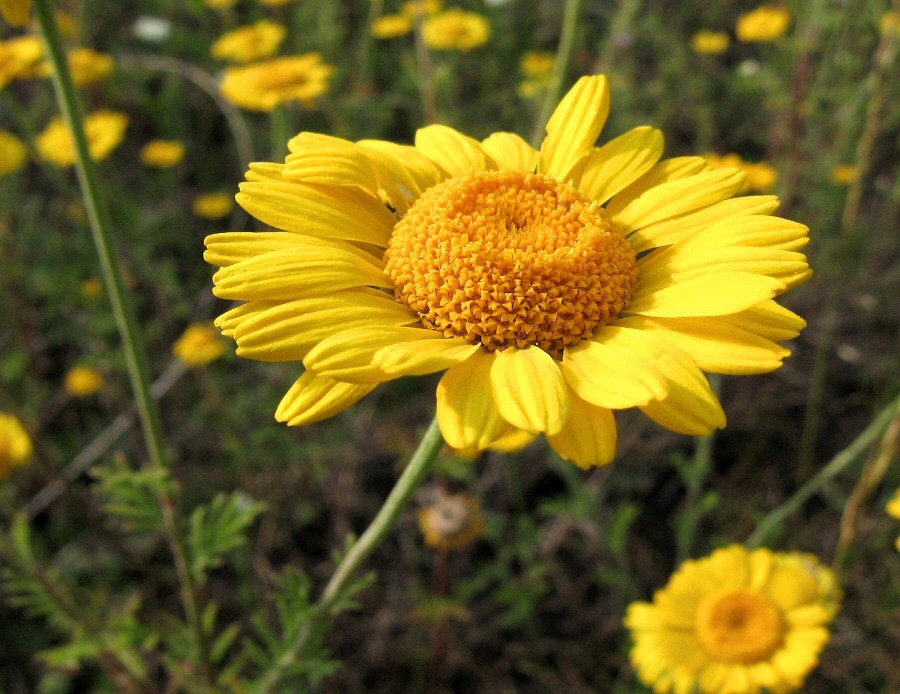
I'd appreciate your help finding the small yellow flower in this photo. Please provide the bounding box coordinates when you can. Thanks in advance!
[36,47,115,87]
[423,9,491,52]
[418,490,486,551]
[0,34,43,89]
[887,489,900,551]
[211,20,286,63]
[372,14,413,39]
[220,53,334,112]
[626,545,841,693]
[830,164,857,185]
[0,412,32,479]
[880,10,900,37]
[259,0,298,6]
[401,0,442,18]
[140,139,186,168]
[736,5,791,43]
[0,0,31,27]
[520,51,555,79]
[54,10,80,39]
[0,129,28,176]
[192,192,234,219]
[36,110,128,169]
[173,323,227,366]
[691,30,730,55]
[705,153,777,193]
[64,366,105,397]
[203,0,237,8]
[80,278,103,298]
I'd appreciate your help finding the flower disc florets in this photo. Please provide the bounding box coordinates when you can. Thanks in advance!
[384,170,638,353]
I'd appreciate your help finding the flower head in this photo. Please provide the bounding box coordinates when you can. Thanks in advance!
[372,14,413,39]
[706,153,778,193]
[211,20,286,63]
[193,192,234,219]
[0,0,31,27]
[0,129,28,176]
[140,139,186,168]
[0,412,32,479]
[737,5,791,43]
[81,278,103,298]
[220,53,334,112]
[418,490,486,551]
[691,30,730,55]
[830,164,857,185]
[626,545,841,693]
[64,366,105,397]
[37,47,114,87]
[423,9,490,52]
[887,489,900,551]
[260,0,298,6]
[36,110,128,168]
[205,75,811,468]
[173,323,227,366]
[0,34,43,89]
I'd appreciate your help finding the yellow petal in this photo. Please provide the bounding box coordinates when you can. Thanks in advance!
[283,147,380,193]
[212,245,391,301]
[436,350,508,450]
[720,300,806,341]
[547,391,617,469]
[374,337,479,376]
[481,132,539,172]
[605,156,709,218]
[237,181,396,246]
[577,126,664,204]
[415,124,495,177]
[215,301,275,337]
[204,231,309,267]
[275,370,376,426]
[539,75,610,181]
[616,315,792,375]
[286,131,351,154]
[245,161,287,182]
[680,215,809,252]
[627,271,785,318]
[303,325,443,383]
[357,139,444,194]
[490,346,569,435]
[612,168,747,233]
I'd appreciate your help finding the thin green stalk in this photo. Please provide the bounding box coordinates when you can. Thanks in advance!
[354,0,384,91]
[412,10,438,124]
[747,391,900,549]
[529,0,584,146]
[33,1,211,685]
[256,416,445,694]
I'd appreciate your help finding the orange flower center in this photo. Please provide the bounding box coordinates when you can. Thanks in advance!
[383,170,637,353]
[695,588,786,663]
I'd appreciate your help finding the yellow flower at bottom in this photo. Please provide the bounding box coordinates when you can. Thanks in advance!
[423,9,490,52]
[0,0,31,26]
[0,412,32,479]
[0,129,28,176]
[205,75,811,469]
[140,139,186,168]
[418,491,485,551]
[173,324,227,366]
[193,192,234,219]
[36,110,128,168]
[220,53,334,112]
[64,366,105,397]
[625,545,840,693]
[691,30,730,55]
[737,5,791,43]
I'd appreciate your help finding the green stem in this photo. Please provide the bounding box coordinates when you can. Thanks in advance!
[256,415,445,694]
[33,1,212,685]
[530,0,583,146]
[747,391,900,549]
[412,10,438,124]
[354,0,383,92]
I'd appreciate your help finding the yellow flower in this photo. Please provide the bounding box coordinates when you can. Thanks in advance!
[830,164,857,185]
[882,10,900,37]
[64,366,104,397]
[36,47,114,87]
[140,139,186,168]
[192,192,234,219]
[36,110,128,168]
[887,489,900,551]
[520,51,555,79]
[418,491,485,551]
[372,14,413,39]
[736,5,791,43]
[0,412,32,479]
[691,30,730,55]
[205,76,811,468]
[401,0,442,17]
[0,129,28,176]
[173,323,227,366]
[80,278,103,298]
[0,0,31,27]
[423,9,491,52]
[0,34,43,89]
[211,20,286,63]
[54,10,80,39]
[625,545,841,693]
[220,53,334,112]
[706,153,778,193]
[259,0,298,6]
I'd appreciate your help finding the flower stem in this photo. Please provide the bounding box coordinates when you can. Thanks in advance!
[747,391,900,549]
[412,10,438,124]
[256,415,445,694]
[33,0,211,685]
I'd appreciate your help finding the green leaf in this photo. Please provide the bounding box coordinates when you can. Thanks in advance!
[188,492,266,582]
[92,456,176,534]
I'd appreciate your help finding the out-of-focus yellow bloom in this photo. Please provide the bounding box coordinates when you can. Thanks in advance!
[203,0,236,8]
[64,366,105,397]
[139,139,186,168]
[211,20,286,63]
[173,323,227,366]
[220,53,334,111]
[37,47,114,87]
[705,153,778,193]
[520,51,555,79]
[887,489,900,551]
[192,192,234,219]
[418,490,486,551]
[691,30,730,55]
[0,0,31,27]
[880,10,900,37]
[0,129,28,176]
[80,278,103,298]
[54,10,80,39]
[0,34,43,89]
[423,9,490,52]
[401,0,441,17]
[36,110,128,168]
[736,5,791,42]
[0,412,32,479]
[372,14,413,39]
[830,164,857,185]
[259,0,298,6]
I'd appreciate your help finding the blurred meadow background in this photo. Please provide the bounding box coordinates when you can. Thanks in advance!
[1,0,899,692]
